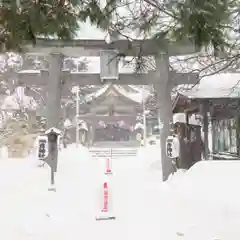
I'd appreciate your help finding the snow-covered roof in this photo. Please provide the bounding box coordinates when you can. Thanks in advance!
[18,69,41,74]
[134,122,144,130]
[114,85,149,103]
[180,88,240,99]
[179,73,240,99]
[1,86,38,110]
[1,94,37,110]
[87,84,110,100]
[199,73,240,89]
[82,83,150,103]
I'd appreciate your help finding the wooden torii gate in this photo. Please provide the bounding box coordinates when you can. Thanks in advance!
[18,38,199,180]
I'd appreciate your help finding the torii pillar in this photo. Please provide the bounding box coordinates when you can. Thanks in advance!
[153,55,173,178]
[47,53,63,129]
[19,38,199,181]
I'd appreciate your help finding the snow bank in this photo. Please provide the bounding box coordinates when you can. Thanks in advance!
[135,145,163,184]
[160,160,240,239]
[136,145,161,170]
[2,145,240,240]
[0,146,8,158]
[178,160,240,205]
[61,144,92,160]
[159,169,188,195]
[163,160,240,204]
[166,169,187,184]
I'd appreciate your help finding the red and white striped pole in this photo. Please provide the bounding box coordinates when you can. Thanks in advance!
[102,182,109,212]
[95,181,115,221]
[104,158,112,175]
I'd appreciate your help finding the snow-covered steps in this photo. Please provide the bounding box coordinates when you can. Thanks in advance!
[89,147,139,160]
[92,140,140,148]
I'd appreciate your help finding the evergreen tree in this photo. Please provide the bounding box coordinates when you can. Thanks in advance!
[144,0,237,53]
[0,0,237,54]
[0,0,114,51]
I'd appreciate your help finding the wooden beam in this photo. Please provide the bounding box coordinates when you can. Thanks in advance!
[237,114,240,156]
[18,69,70,86]
[18,70,198,86]
[201,101,210,159]
[70,71,198,85]
[22,38,199,57]
[18,70,48,85]
[69,72,155,85]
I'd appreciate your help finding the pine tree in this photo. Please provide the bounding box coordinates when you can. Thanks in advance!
[0,0,237,54]
[165,0,237,54]
[0,0,114,51]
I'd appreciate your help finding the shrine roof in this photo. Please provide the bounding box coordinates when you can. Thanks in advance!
[180,88,240,99]
[86,84,110,100]
[1,94,37,110]
[178,73,240,100]
[83,84,150,104]
[18,69,40,74]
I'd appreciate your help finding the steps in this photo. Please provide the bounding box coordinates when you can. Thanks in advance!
[89,147,139,160]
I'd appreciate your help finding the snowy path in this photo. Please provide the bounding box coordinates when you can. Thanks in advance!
[0,148,170,240]
[0,147,240,239]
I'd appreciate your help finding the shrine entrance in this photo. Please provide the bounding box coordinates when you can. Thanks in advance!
[19,37,199,180]
[95,122,131,142]
[76,115,138,145]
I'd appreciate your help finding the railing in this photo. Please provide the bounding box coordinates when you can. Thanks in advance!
[89,147,138,159]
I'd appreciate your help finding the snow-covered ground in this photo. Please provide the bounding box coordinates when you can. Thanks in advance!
[0,145,240,239]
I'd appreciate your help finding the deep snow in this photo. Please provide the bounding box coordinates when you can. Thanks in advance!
[0,145,239,239]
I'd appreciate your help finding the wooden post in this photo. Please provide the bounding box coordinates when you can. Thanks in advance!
[207,111,213,160]
[236,115,240,156]
[201,101,209,160]
[211,118,216,156]
[51,167,55,185]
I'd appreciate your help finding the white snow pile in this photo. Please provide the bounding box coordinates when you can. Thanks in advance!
[166,168,187,185]
[135,144,163,184]
[169,160,240,205]
[137,144,161,170]
[1,145,240,240]
[160,160,240,240]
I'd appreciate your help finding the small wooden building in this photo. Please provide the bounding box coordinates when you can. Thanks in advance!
[172,113,203,168]
[173,86,240,160]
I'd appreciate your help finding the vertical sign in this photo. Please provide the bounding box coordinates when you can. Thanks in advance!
[100,50,119,80]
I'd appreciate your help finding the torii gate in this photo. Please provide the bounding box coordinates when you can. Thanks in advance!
[18,38,199,180]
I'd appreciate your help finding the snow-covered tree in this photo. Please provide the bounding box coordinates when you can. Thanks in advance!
[0,54,89,139]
